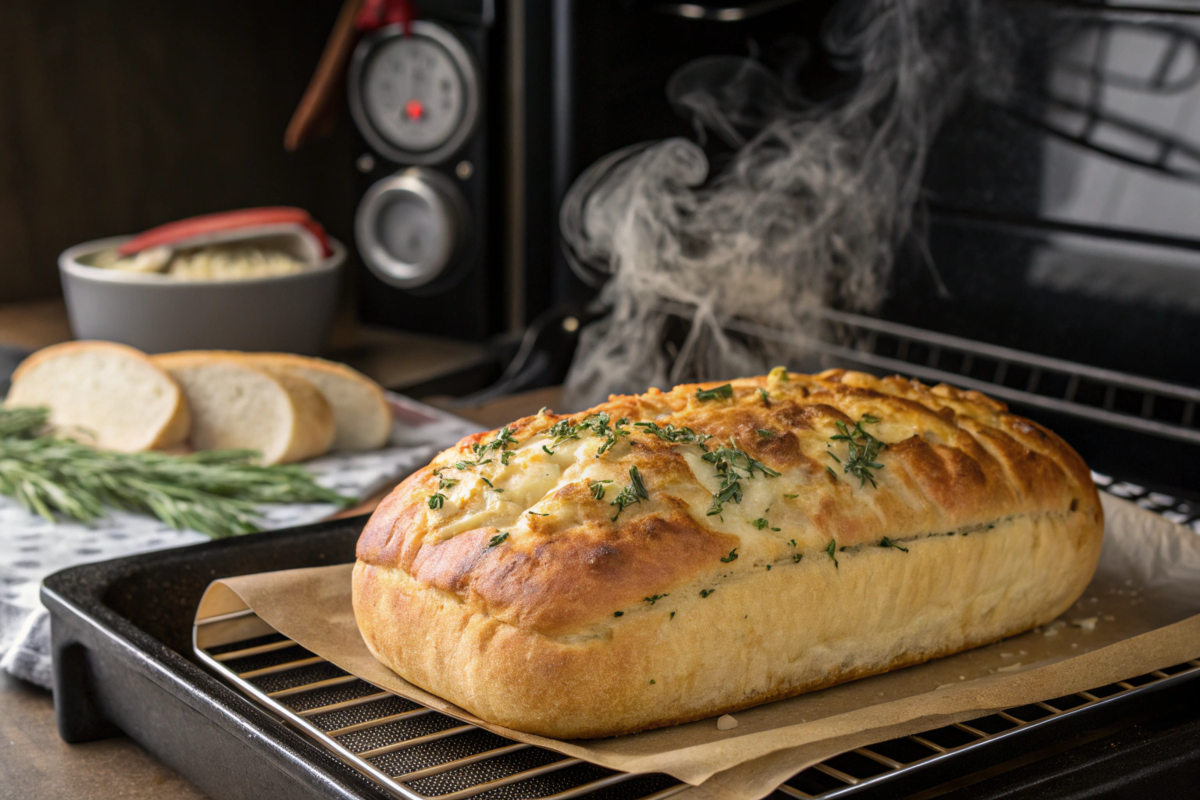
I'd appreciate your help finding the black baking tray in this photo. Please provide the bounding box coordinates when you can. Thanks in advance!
[42,516,1200,800]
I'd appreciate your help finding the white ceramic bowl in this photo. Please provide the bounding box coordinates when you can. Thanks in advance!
[59,235,345,355]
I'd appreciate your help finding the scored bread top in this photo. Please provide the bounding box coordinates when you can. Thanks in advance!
[357,369,1101,638]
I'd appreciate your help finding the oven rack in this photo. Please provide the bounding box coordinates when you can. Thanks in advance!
[194,620,1199,800]
[194,465,1200,800]
[661,301,1200,447]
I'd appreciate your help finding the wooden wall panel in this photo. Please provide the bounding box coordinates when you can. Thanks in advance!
[0,0,358,303]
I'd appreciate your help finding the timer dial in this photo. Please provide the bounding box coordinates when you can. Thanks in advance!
[350,22,479,165]
[356,168,470,289]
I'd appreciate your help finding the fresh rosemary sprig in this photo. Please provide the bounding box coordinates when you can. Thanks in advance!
[828,415,886,488]
[0,406,351,539]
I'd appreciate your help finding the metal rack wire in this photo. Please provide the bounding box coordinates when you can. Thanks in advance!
[195,617,1199,800]
[195,471,1200,800]
[698,305,1200,447]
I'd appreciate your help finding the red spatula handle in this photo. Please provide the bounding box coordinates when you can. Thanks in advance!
[117,207,331,257]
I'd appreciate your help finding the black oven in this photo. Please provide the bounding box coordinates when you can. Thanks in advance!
[350,0,849,341]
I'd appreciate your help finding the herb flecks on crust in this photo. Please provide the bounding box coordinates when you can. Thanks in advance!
[704,439,780,517]
[362,367,1100,648]
[610,465,650,522]
[696,384,733,402]
[828,416,886,489]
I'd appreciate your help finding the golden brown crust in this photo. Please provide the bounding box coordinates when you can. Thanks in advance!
[353,369,1104,737]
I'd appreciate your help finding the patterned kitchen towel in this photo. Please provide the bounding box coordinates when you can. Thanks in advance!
[0,393,482,688]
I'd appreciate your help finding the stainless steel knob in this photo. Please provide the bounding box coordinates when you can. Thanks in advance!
[355,168,470,289]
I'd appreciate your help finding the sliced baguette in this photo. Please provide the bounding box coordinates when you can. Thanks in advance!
[153,352,335,464]
[7,340,190,452]
[239,353,391,451]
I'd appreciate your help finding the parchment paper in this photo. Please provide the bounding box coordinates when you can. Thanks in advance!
[195,494,1200,798]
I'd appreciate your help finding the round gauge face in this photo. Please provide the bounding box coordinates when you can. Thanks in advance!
[361,34,467,155]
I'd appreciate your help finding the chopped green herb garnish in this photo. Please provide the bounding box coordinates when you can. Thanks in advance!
[644,593,669,604]
[766,564,772,570]
[428,493,445,510]
[758,387,769,404]
[670,611,676,620]
[751,518,768,530]
[720,548,739,563]
[793,553,803,563]
[501,451,515,466]
[487,427,519,451]
[528,511,549,516]
[542,445,555,455]
[613,611,624,617]
[700,589,715,598]
[784,493,799,499]
[756,428,775,438]
[598,417,632,455]
[610,466,650,521]
[881,536,909,552]
[589,480,612,501]
[633,421,712,449]
[829,417,886,488]
[547,412,631,456]
[826,539,838,568]
[703,439,780,516]
[649,679,655,684]
[487,532,509,547]
[457,430,517,470]
[480,476,503,493]
[438,476,458,491]
[696,384,734,401]
[789,539,796,546]
[629,464,648,498]
[826,465,838,480]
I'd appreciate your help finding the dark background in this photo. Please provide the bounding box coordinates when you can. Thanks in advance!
[0,0,357,305]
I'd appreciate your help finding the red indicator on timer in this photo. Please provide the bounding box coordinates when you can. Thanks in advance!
[405,99,424,120]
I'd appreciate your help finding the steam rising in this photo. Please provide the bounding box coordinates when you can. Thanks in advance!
[561,0,1008,408]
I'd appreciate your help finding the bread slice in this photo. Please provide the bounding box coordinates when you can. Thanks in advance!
[239,353,391,451]
[153,352,335,464]
[7,341,190,452]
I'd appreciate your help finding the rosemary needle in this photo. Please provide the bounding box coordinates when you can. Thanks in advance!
[0,406,352,538]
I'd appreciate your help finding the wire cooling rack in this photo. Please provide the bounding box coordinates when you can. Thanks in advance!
[194,478,1200,800]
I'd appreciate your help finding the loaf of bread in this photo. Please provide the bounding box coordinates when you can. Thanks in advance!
[353,369,1104,738]
[6,341,190,452]
[154,352,335,465]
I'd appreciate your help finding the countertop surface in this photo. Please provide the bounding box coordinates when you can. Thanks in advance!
[0,297,561,800]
